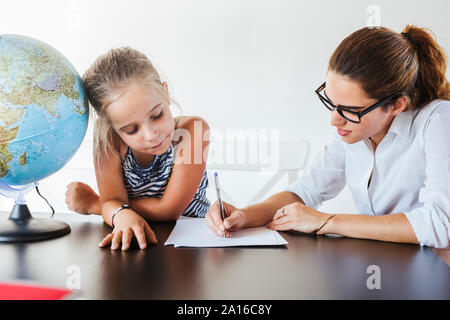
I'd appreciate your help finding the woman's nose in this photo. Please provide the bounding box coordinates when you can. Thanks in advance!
[330,109,347,127]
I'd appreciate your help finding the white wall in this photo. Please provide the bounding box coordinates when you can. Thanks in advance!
[0,0,449,216]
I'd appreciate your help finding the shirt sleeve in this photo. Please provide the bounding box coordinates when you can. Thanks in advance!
[286,131,346,209]
[404,106,450,249]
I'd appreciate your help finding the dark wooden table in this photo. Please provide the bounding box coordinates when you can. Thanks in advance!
[0,212,449,299]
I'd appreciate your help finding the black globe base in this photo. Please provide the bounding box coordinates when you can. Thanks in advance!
[0,204,71,243]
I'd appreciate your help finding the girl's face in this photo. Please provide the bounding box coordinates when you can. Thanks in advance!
[106,82,175,155]
[325,71,399,145]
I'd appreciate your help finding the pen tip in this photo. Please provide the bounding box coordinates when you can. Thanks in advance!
[214,172,218,177]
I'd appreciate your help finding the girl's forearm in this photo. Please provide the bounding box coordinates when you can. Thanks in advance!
[241,191,305,227]
[319,212,419,244]
[129,197,181,221]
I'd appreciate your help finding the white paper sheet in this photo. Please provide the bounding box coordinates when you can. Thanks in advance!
[164,217,288,248]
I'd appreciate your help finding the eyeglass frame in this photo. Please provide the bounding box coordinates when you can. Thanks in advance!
[315,82,401,123]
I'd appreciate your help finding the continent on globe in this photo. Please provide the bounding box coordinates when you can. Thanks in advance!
[1,41,81,117]
[0,143,13,177]
[0,34,88,186]
[0,105,24,126]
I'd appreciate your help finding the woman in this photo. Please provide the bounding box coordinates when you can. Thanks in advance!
[205,25,450,249]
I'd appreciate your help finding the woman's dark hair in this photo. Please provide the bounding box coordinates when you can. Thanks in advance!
[328,25,449,110]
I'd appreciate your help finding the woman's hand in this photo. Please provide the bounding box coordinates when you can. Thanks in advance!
[205,200,247,237]
[99,209,158,251]
[267,202,333,234]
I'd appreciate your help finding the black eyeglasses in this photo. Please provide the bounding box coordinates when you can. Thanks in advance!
[315,82,400,123]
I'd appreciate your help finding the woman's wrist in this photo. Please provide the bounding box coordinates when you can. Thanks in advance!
[239,204,273,228]
[238,208,249,227]
[316,213,339,235]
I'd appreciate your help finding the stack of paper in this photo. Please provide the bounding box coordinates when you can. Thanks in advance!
[165,217,288,248]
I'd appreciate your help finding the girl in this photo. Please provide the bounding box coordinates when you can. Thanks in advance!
[205,25,450,248]
[65,47,210,250]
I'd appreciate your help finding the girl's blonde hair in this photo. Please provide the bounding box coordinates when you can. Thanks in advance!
[82,47,178,162]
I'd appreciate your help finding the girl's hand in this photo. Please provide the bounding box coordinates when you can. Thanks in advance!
[205,200,247,237]
[99,209,158,251]
[267,202,332,234]
[65,182,101,215]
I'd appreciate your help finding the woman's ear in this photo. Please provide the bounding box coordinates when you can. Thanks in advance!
[389,96,409,116]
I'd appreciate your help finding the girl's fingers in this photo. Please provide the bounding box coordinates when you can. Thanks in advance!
[121,228,133,251]
[110,230,123,250]
[99,233,114,247]
[143,224,158,244]
[132,225,148,250]
[99,223,158,251]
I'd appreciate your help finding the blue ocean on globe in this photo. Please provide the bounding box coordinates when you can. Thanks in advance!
[0,34,88,186]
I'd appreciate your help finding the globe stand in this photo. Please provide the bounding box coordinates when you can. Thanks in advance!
[0,185,71,243]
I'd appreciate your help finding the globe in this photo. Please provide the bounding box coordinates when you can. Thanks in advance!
[0,34,88,242]
[0,34,88,186]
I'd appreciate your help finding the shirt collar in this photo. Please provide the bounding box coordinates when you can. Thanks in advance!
[386,109,416,140]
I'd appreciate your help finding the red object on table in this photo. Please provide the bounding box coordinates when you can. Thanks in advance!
[0,282,72,300]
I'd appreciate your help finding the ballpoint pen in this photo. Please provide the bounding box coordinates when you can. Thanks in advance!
[213,172,226,236]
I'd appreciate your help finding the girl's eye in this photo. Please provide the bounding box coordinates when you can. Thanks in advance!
[151,111,163,120]
[126,126,138,135]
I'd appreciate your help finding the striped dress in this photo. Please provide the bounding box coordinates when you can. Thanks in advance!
[121,143,210,217]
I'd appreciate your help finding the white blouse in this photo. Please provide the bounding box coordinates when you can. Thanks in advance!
[287,99,450,248]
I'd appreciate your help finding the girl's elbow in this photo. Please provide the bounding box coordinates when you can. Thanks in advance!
[169,206,185,221]
[168,213,182,222]
[159,204,184,221]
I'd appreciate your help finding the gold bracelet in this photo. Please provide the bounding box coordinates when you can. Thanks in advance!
[312,214,336,235]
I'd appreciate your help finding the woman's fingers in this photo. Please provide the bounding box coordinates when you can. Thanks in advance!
[205,201,245,236]
[205,213,225,237]
[210,201,227,233]
[272,207,288,221]
[206,201,229,237]
[223,210,244,231]
[268,221,292,231]
[267,214,290,228]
